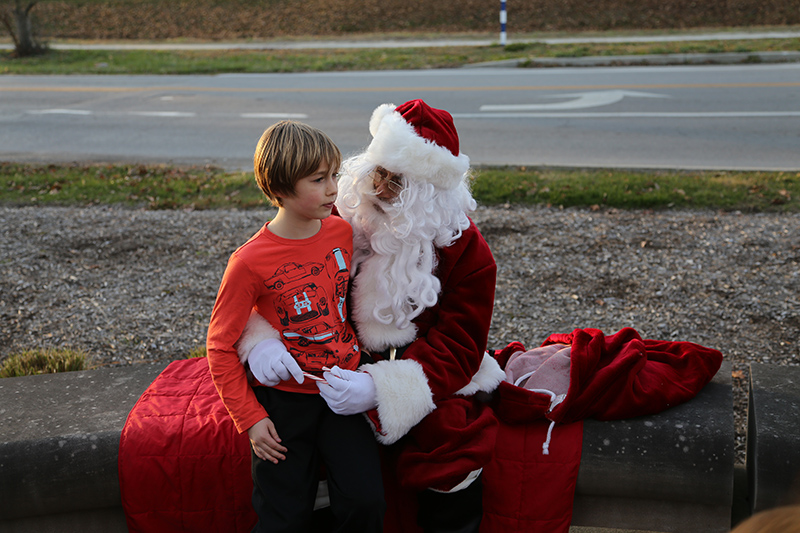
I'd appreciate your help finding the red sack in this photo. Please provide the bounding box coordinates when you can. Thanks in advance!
[493,328,723,425]
[483,328,722,533]
[119,357,256,533]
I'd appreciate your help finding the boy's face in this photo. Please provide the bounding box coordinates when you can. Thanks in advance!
[279,161,339,221]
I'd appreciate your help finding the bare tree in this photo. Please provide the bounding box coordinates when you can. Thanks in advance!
[1,0,47,57]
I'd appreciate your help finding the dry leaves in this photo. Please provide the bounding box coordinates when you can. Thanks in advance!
[28,1,800,40]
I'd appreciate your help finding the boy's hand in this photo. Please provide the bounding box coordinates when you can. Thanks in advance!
[247,417,287,464]
[317,366,378,415]
[248,338,304,386]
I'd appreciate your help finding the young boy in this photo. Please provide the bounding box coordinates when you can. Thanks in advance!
[206,121,385,532]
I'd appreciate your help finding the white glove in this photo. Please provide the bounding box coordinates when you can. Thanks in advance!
[317,366,377,416]
[247,338,304,386]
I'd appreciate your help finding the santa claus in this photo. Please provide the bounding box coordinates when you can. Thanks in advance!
[240,99,505,533]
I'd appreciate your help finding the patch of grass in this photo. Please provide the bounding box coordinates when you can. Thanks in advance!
[186,345,207,358]
[2,162,798,212]
[1,37,798,74]
[470,167,800,212]
[0,162,265,209]
[0,348,88,378]
[565,37,800,58]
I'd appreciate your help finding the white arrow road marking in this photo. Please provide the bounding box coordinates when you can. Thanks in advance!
[27,109,93,115]
[241,112,309,119]
[480,90,670,111]
[454,111,800,119]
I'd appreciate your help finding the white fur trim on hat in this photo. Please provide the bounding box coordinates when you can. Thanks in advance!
[365,103,470,191]
[235,311,280,364]
[362,358,435,444]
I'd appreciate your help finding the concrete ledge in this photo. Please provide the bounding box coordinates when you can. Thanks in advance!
[0,508,128,533]
[0,359,757,533]
[747,363,800,513]
[0,363,167,528]
[572,362,734,532]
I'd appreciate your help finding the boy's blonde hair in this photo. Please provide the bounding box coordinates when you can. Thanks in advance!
[253,121,341,207]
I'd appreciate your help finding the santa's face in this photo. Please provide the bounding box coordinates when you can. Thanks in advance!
[371,166,404,203]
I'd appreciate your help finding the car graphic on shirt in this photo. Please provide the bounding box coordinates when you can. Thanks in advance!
[287,344,359,373]
[265,250,356,365]
[275,283,329,326]
[282,323,339,347]
[288,346,336,372]
[326,247,349,275]
[264,261,324,290]
[325,248,351,322]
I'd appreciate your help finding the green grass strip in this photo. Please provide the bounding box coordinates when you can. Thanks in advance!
[2,162,798,212]
[2,37,798,74]
[0,162,265,209]
[471,167,800,212]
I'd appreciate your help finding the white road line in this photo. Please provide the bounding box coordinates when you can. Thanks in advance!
[240,113,309,119]
[129,111,196,117]
[27,109,93,115]
[24,109,310,119]
[454,111,800,119]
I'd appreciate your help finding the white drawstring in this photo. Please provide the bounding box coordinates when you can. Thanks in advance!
[527,389,566,455]
[542,421,556,455]
[513,370,537,388]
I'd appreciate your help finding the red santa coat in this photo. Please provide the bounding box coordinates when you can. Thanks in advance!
[355,220,504,490]
[352,220,505,532]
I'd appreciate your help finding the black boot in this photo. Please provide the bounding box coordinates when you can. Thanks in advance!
[416,475,483,533]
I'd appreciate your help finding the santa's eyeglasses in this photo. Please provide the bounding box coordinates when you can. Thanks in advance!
[371,166,404,195]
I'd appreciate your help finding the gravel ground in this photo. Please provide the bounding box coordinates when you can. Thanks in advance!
[2,204,799,462]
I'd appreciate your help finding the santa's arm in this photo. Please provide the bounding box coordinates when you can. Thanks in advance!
[235,309,281,364]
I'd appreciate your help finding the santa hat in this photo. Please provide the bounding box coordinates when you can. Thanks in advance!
[364,99,471,190]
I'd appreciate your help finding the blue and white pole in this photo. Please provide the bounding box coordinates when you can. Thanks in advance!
[500,0,507,46]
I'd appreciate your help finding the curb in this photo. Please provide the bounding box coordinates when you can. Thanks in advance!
[464,50,800,68]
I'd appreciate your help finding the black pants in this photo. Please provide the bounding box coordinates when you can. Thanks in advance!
[251,387,385,533]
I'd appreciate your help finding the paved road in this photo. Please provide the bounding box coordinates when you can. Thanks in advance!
[2,30,799,171]
[2,62,799,171]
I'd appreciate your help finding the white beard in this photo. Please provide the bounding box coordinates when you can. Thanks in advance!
[336,156,476,352]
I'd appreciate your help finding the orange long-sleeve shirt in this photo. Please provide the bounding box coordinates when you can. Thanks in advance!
[206,216,359,433]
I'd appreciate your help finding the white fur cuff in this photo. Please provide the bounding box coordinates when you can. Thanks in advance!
[455,353,506,396]
[362,358,435,445]
[235,311,280,364]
